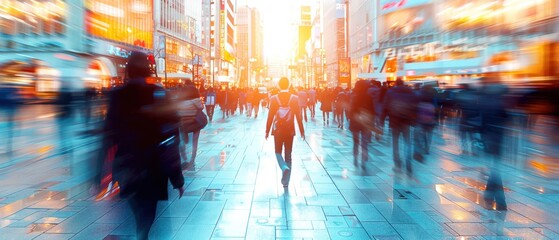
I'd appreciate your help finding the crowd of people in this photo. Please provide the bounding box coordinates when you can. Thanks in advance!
[88,51,559,239]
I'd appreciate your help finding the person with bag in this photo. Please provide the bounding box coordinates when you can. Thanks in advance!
[383,78,418,174]
[177,79,207,170]
[349,80,376,167]
[204,87,217,122]
[103,51,185,240]
[265,77,305,188]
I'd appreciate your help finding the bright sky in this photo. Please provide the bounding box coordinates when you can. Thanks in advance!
[241,0,304,64]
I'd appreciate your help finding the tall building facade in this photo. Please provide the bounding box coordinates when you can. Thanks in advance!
[213,0,237,86]
[236,6,264,88]
[154,0,209,87]
[322,0,347,87]
[348,0,376,85]
[360,0,559,84]
[309,0,325,88]
[0,0,154,93]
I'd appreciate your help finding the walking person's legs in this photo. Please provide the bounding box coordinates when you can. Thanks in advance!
[128,195,158,240]
[190,131,200,167]
[361,130,371,163]
[274,135,290,186]
[352,131,360,165]
[402,125,413,173]
[282,135,295,186]
[392,127,402,170]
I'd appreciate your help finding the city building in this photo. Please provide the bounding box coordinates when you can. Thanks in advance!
[309,0,325,88]
[0,0,154,95]
[361,0,559,85]
[322,0,348,87]
[213,0,237,87]
[236,6,264,88]
[154,0,209,88]
[350,0,378,84]
[291,5,312,88]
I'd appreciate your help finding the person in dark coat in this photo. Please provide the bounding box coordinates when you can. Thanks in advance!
[320,88,333,125]
[349,80,376,167]
[104,51,185,240]
[383,78,418,174]
[479,76,509,211]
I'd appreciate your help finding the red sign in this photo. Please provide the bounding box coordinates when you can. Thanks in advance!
[382,0,407,10]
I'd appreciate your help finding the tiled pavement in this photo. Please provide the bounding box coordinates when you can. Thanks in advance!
[0,104,559,239]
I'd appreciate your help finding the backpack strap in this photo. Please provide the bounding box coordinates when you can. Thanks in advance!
[275,94,293,107]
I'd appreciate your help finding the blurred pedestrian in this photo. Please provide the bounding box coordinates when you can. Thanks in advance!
[204,87,217,122]
[104,51,185,240]
[413,85,437,162]
[239,88,247,115]
[479,76,509,211]
[456,83,482,155]
[383,78,418,174]
[320,88,333,125]
[265,77,305,188]
[297,87,309,122]
[177,79,203,170]
[308,88,317,119]
[335,89,349,129]
[251,88,262,118]
[349,80,375,167]
[0,85,21,155]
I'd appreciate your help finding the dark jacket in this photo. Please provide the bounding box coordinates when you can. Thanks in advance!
[383,85,418,127]
[349,92,375,132]
[265,91,305,137]
[105,81,184,200]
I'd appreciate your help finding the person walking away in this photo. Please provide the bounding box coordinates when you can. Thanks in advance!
[479,76,510,211]
[383,78,418,174]
[297,87,309,122]
[265,77,305,188]
[308,88,317,119]
[251,88,262,118]
[320,88,333,125]
[413,85,437,162]
[104,52,185,240]
[455,84,481,155]
[205,87,217,122]
[335,89,348,129]
[239,88,247,115]
[368,80,383,141]
[246,88,254,117]
[349,80,376,167]
[177,79,203,170]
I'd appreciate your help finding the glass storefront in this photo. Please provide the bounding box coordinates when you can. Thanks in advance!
[85,0,153,48]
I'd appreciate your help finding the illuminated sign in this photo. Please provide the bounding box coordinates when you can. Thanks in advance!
[108,45,132,58]
[384,42,485,59]
[382,0,407,10]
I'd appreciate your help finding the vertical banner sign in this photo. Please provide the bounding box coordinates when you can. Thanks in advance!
[158,35,166,58]
[339,57,350,84]
[220,0,226,60]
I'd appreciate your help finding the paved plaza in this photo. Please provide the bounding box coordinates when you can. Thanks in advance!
[1,104,559,239]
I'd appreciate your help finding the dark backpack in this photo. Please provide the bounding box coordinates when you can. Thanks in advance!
[273,95,294,133]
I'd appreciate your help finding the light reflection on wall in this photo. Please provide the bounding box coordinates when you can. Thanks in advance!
[85,0,153,48]
[0,0,66,35]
